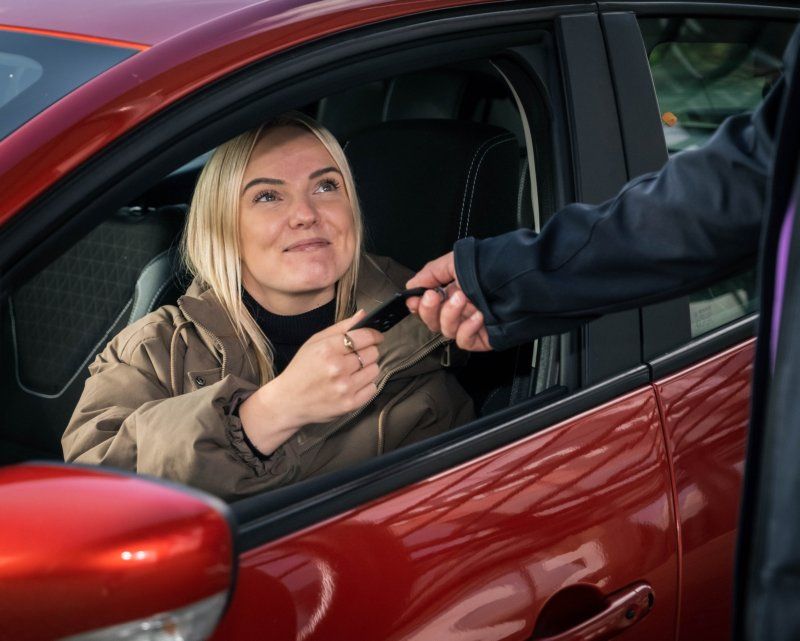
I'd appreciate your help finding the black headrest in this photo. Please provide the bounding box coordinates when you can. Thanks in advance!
[345,120,519,270]
[383,71,469,121]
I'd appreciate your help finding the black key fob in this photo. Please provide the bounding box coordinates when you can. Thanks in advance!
[351,287,427,332]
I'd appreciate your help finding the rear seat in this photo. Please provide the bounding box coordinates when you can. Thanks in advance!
[0,205,185,464]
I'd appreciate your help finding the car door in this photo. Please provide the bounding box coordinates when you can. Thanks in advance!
[0,3,680,640]
[208,10,680,640]
[606,3,800,640]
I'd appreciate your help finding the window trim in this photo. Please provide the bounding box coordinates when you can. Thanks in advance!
[598,1,800,20]
[648,312,756,379]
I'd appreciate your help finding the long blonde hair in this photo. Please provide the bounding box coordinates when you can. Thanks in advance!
[181,112,364,384]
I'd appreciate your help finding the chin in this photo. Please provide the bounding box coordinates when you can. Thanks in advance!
[295,276,340,294]
[294,261,347,287]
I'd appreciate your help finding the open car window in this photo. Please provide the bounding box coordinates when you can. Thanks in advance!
[0,48,566,498]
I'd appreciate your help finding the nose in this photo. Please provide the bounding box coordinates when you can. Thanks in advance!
[289,195,318,229]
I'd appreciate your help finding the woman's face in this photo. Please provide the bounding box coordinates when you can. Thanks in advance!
[238,126,356,315]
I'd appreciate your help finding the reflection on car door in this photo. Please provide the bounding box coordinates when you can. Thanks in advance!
[653,339,753,641]
[212,387,678,640]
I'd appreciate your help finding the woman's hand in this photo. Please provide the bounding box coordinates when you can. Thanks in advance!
[238,309,384,455]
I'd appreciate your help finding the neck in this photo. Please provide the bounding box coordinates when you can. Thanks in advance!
[242,275,335,316]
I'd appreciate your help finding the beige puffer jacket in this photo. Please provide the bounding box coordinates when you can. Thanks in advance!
[62,255,474,501]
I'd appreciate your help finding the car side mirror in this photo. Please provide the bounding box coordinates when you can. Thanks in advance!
[0,463,235,641]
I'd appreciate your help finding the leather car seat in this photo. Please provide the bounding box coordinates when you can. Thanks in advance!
[345,119,533,414]
[0,205,185,464]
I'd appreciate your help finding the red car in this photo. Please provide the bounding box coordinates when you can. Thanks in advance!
[1,1,797,639]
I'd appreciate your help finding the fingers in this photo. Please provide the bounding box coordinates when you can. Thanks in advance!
[342,328,383,352]
[351,362,380,388]
[405,252,457,290]
[439,290,468,338]
[347,345,379,373]
[316,309,365,338]
[356,345,380,368]
[417,289,446,333]
[315,310,384,350]
[455,310,492,352]
[340,363,380,412]
[352,378,380,408]
[407,284,450,314]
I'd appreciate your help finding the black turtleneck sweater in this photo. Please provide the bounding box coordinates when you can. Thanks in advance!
[241,289,336,374]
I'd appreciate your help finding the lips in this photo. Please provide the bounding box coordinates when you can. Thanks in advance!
[285,238,331,252]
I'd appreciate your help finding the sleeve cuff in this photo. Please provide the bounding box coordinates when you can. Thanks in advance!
[454,236,498,322]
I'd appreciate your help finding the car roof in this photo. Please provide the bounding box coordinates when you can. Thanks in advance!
[0,0,262,47]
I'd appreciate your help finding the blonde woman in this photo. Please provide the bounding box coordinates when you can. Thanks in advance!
[62,113,474,501]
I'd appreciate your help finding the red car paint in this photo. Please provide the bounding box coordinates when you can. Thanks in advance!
[0,465,233,641]
[654,340,754,641]
[212,388,678,640]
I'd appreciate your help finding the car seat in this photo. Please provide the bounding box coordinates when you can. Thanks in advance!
[0,205,185,464]
[345,119,534,414]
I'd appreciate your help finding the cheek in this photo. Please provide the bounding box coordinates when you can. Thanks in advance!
[239,213,282,263]
[331,207,356,250]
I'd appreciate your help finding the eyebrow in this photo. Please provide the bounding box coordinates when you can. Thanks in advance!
[241,166,342,195]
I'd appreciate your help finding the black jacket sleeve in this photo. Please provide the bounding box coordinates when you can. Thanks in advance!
[454,37,792,351]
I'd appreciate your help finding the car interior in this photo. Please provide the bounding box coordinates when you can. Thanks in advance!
[0,56,572,473]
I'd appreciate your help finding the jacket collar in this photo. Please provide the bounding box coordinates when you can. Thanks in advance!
[177,254,443,380]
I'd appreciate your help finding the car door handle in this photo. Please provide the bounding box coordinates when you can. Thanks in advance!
[530,582,655,641]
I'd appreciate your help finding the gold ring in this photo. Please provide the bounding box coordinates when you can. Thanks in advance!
[343,333,356,352]
[354,350,364,370]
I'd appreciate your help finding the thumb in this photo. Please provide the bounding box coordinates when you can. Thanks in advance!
[406,252,456,289]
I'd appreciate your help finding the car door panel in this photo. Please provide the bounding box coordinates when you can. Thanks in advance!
[652,340,754,641]
[213,387,678,640]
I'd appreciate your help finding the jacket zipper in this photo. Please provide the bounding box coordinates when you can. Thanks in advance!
[303,335,447,454]
[180,295,446,453]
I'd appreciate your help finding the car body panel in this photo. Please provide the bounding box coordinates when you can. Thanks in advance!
[0,0,259,47]
[653,340,754,641]
[0,23,149,50]
[212,388,678,640]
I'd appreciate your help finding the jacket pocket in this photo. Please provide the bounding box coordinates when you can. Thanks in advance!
[378,387,443,454]
[185,367,222,392]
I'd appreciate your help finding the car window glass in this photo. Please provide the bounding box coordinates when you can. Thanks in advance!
[640,18,794,338]
[689,269,758,338]
[640,18,792,155]
[0,30,136,140]
[0,52,42,109]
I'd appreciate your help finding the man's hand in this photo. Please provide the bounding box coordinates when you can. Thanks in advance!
[406,252,493,352]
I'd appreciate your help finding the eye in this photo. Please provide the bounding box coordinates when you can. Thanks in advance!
[315,177,341,193]
[253,189,279,204]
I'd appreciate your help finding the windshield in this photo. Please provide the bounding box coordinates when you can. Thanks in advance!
[0,29,138,140]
